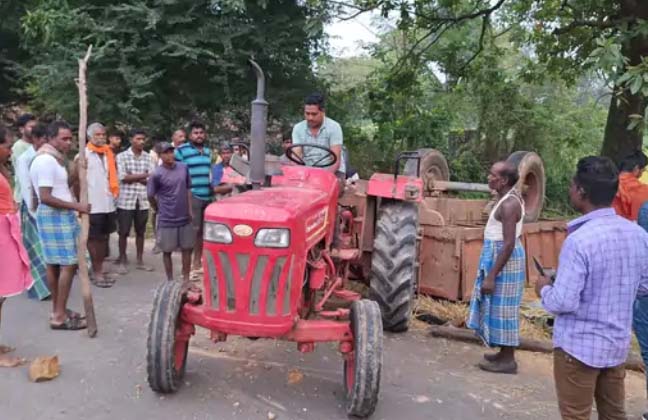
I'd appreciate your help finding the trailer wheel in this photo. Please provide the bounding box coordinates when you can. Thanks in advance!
[344,299,383,418]
[403,148,449,193]
[146,281,191,393]
[507,151,545,223]
[369,201,418,332]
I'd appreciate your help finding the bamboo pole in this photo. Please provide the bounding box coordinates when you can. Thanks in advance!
[76,45,97,337]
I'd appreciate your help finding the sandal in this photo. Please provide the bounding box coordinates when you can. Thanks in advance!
[136,263,154,272]
[91,274,115,288]
[50,315,87,331]
[49,309,86,321]
[114,264,129,275]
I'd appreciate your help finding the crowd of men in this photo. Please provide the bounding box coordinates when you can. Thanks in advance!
[8,90,648,418]
[0,92,342,343]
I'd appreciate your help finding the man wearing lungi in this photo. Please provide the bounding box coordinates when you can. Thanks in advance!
[467,161,525,374]
[15,122,50,300]
[30,121,90,330]
[0,124,34,366]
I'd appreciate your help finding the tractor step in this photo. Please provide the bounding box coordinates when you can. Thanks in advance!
[332,289,362,301]
[330,248,360,261]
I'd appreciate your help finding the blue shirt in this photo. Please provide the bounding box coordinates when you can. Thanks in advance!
[174,142,212,201]
[541,208,648,368]
[292,117,345,174]
[211,163,224,187]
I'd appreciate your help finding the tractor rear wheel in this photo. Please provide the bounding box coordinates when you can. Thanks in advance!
[369,200,418,332]
[344,299,383,418]
[146,281,190,393]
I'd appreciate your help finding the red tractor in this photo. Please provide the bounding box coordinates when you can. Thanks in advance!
[146,61,424,417]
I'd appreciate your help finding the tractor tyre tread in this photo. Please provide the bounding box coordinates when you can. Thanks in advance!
[369,201,418,332]
[345,299,383,418]
[146,280,186,393]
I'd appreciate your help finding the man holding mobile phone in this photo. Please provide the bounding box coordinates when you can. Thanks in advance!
[536,156,648,419]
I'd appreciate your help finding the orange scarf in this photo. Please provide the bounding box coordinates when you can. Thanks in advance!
[612,172,648,220]
[87,143,119,198]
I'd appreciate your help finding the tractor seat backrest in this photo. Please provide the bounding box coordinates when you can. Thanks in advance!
[229,153,284,181]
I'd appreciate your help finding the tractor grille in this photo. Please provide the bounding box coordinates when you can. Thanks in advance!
[205,251,294,316]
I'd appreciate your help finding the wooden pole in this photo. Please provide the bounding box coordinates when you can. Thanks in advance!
[428,324,645,373]
[76,45,97,337]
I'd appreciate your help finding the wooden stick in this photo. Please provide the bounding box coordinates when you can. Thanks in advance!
[428,324,645,373]
[76,45,97,337]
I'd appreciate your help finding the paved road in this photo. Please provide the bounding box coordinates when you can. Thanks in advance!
[1,243,646,420]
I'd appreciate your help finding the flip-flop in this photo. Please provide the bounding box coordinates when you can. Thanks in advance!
[50,315,87,331]
[136,264,154,272]
[49,310,86,321]
[0,345,15,354]
[114,264,129,275]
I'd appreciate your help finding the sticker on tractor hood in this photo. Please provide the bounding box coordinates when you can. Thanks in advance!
[306,208,328,235]
[233,224,254,237]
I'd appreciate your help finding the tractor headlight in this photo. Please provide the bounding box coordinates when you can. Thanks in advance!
[254,228,290,248]
[204,222,233,244]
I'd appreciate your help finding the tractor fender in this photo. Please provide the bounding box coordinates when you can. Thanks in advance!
[366,173,423,203]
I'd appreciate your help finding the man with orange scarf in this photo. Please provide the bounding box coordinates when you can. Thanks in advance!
[612,151,648,221]
[72,122,119,288]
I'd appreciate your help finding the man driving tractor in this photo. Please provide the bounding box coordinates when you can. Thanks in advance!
[291,93,345,188]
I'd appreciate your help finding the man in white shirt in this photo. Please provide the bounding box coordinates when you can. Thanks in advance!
[11,113,37,205]
[15,123,50,300]
[71,122,119,288]
[30,120,90,330]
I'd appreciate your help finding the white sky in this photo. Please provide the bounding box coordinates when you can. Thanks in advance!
[325,12,380,57]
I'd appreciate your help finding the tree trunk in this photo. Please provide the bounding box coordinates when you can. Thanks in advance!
[600,1,648,162]
[600,87,646,163]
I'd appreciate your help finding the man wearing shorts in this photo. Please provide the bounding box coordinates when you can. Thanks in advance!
[116,128,154,274]
[174,121,212,279]
[148,142,194,282]
[72,122,119,287]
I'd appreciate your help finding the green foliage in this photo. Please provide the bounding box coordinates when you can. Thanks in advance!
[15,0,325,134]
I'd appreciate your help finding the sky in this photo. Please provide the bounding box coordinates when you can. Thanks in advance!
[325,12,380,57]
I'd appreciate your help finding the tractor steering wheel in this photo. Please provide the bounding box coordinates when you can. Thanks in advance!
[285,143,338,168]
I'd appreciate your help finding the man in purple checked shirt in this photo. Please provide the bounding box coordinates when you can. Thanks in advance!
[535,156,648,420]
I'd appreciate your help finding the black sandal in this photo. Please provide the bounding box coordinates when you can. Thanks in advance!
[50,315,87,331]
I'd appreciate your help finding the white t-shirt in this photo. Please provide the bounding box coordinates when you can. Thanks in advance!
[16,146,36,213]
[30,154,74,203]
[84,149,116,214]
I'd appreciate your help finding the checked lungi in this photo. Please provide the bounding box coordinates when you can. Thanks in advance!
[36,204,80,266]
[467,238,526,347]
[20,202,50,300]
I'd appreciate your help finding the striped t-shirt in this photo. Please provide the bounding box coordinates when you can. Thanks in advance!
[174,142,212,201]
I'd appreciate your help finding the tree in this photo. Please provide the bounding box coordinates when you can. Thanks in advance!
[15,0,327,133]
[340,0,648,162]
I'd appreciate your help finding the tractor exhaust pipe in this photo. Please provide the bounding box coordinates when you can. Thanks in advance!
[249,59,268,190]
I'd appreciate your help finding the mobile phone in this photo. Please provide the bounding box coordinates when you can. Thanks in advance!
[532,256,545,277]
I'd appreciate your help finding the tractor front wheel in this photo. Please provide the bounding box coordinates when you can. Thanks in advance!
[146,281,191,393]
[344,299,383,418]
[369,200,419,332]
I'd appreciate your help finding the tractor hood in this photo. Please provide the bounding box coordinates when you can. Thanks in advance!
[205,186,329,224]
